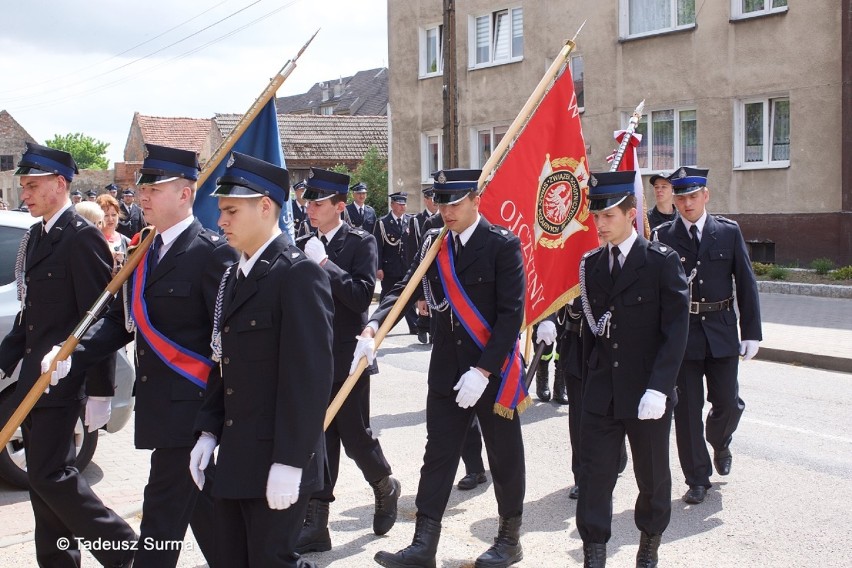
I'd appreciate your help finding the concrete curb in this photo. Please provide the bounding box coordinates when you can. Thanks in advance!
[756,347,852,375]
[757,280,852,299]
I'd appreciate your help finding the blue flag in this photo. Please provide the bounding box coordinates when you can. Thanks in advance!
[194,99,295,242]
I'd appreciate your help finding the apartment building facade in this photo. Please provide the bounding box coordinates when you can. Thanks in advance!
[387,0,850,264]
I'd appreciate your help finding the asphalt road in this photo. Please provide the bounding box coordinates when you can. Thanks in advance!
[1,323,850,567]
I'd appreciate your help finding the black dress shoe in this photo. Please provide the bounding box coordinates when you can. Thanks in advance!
[714,448,732,476]
[682,486,707,504]
[417,331,429,344]
[568,485,579,500]
[457,472,488,490]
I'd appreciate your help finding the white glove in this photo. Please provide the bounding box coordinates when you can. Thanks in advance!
[304,236,328,265]
[637,389,667,420]
[41,344,71,387]
[266,463,302,510]
[189,432,217,490]
[739,340,760,361]
[536,320,557,346]
[84,396,112,433]
[453,367,489,409]
[349,335,376,375]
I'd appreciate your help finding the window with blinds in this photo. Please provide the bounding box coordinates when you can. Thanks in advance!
[470,7,523,69]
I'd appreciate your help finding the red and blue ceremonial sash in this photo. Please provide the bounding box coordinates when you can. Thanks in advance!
[435,234,530,418]
[130,246,213,389]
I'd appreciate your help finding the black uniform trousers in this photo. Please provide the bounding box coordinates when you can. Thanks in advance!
[555,332,583,486]
[23,404,135,568]
[415,380,524,521]
[214,494,312,567]
[380,274,418,332]
[460,416,485,475]
[577,406,673,543]
[675,354,743,487]
[314,375,392,501]
[135,447,217,567]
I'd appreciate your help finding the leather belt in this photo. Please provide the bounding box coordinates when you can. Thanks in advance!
[563,321,581,334]
[690,297,733,315]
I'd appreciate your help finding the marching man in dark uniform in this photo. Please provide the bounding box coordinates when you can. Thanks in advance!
[0,143,136,567]
[406,186,440,344]
[118,188,145,237]
[191,152,334,567]
[577,171,689,568]
[294,167,400,554]
[355,169,528,568]
[420,209,490,492]
[374,191,418,334]
[646,172,678,230]
[44,143,235,566]
[291,180,313,238]
[346,181,378,234]
[405,185,439,259]
[653,167,762,505]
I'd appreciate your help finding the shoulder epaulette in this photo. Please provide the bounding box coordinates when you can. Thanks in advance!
[652,219,675,233]
[648,240,673,256]
[713,214,738,226]
[582,245,604,259]
[349,227,368,237]
[489,224,514,239]
[198,228,225,246]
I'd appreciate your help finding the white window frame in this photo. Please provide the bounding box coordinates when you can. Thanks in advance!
[421,131,443,183]
[469,124,510,169]
[468,6,523,70]
[319,105,334,115]
[731,0,788,20]
[625,106,698,174]
[619,0,696,40]
[419,23,443,79]
[733,95,790,170]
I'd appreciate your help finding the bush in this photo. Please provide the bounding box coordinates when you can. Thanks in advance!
[830,265,852,281]
[752,262,771,276]
[767,265,789,280]
[810,258,835,275]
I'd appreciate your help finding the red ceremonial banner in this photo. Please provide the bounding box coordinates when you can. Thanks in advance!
[479,66,600,327]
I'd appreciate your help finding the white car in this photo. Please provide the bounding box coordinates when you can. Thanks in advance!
[0,209,135,489]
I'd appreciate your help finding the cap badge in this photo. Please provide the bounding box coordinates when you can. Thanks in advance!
[308,170,314,179]
[677,167,686,178]
[227,154,236,168]
[590,175,598,187]
[437,172,447,184]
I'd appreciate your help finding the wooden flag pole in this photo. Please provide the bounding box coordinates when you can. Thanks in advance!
[0,32,323,448]
[324,226,448,430]
[0,229,156,449]
[477,24,583,190]
[198,29,319,186]
[325,26,586,429]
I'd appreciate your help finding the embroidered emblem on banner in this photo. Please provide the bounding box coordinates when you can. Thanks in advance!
[535,155,590,249]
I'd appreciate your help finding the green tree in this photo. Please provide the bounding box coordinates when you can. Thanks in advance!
[45,133,110,170]
[332,145,389,216]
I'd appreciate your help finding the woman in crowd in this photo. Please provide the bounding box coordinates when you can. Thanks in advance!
[96,193,129,274]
